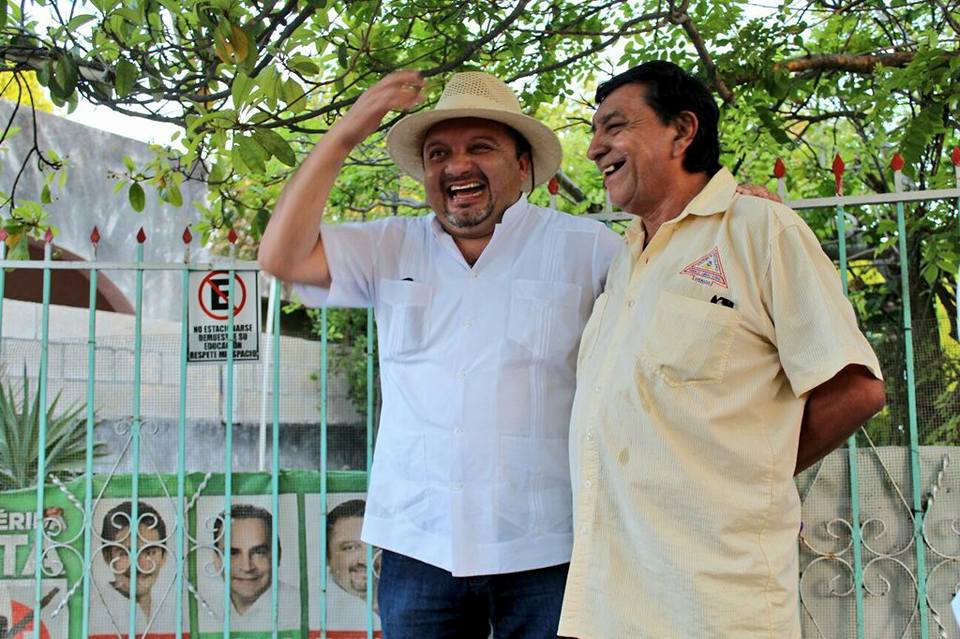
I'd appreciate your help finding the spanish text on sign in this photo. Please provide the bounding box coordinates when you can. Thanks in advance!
[187,270,260,363]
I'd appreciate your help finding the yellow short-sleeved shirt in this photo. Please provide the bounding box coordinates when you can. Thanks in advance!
[558,168,882,639]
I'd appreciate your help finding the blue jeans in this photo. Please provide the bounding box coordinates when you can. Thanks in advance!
[378,549,569,639]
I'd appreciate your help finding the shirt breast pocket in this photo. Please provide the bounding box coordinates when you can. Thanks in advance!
[507,279,583,358]
[379,279,431,359]
[644,290,739,385]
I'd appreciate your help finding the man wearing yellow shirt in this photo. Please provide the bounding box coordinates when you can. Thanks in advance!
[558,61,886,638]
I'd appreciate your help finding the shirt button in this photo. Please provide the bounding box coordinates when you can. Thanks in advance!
[454,482,464,490]
[584,480,592,488]
[586,431,594,441]
[464,320,473,328]
[627,299,635,308]
[455,427,463,434]
[456,369,466,379]
[579,526,588,535]
[470,272,478,278]
[593,384,601,392]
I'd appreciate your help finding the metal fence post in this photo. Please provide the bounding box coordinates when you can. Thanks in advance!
[221,231,238,638]
[80,228,100,638]
[31,230,54,639]
[127,228,146,639]
[319,305,329,638]
[176,227,192,639]
[832,154,867,639]
[892,154,929,638]
[270,276,282,639]
[365,308,375,639]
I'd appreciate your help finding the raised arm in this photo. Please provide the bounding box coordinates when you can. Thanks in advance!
[258,70,426,286]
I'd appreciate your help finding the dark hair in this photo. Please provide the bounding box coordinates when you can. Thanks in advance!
[213,503,280,560]
[101,501,167,559]
[509,127,534,190]
[595,61,721,176]
[327,499,365,558]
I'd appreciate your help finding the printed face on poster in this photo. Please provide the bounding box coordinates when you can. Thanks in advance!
[304,493,381,636]
[196,494,300,633]
[87,498,187,638]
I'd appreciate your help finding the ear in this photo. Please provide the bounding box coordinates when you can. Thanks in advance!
[670,111,699,158]
[517,150,532,186]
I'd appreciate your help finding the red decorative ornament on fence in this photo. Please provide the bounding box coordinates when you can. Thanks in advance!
[832,154,845,196]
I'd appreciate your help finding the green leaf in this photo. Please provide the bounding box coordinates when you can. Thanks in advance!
[186,109,237,133]
[288,56,320,76]
[281,78,306,113]
[236,134,267,173]
[128,182,146,211]
[123,155,137,172]
[231,72,254,109]
[0,0,7,31]
[114,60,138,97]
[758,109,791,146]
[252,128,296,166]
[163,183,184,207]
[253,208,270,240]
[40,184,51,204]
[66,14,97,29]
[54,53,80,97]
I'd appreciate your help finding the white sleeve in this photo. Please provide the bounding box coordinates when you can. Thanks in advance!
[293,218,392,308]
[593,225,625,294]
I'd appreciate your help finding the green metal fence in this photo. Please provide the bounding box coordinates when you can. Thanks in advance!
[0,150,959,638]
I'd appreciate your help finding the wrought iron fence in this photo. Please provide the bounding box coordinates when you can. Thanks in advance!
[0,149,958,638]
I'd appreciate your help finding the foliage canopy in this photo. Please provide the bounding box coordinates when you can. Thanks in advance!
[0,1,959,438]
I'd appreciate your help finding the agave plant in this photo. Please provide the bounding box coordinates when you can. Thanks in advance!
[0,368,105,491]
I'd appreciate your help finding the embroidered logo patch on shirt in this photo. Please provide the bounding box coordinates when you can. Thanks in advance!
[680,246,728,288]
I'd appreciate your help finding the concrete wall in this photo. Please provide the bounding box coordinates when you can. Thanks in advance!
[1,299,368,471]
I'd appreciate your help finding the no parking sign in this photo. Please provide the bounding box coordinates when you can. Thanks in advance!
[187,270,260,363]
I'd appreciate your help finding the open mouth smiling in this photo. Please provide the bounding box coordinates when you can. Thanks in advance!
[446,181,487,202]
[602,161,625,178]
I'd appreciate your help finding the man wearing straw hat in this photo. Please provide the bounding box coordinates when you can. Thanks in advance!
[260,70,622,636]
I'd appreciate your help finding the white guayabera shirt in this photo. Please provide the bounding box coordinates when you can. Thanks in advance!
[296,196,621,576]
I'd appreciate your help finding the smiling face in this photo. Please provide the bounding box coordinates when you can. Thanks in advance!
[214,517,272,614]
[588,83,684,216]
[104,523,167,601]
[422,117,530,240]
[328,515,368,598]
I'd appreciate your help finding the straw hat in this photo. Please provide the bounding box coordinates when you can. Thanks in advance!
[386,72,562,191]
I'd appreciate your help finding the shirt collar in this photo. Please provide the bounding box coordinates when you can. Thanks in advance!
[675,167,736,220]
[623,167,735,248]
[430,193,530,239]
